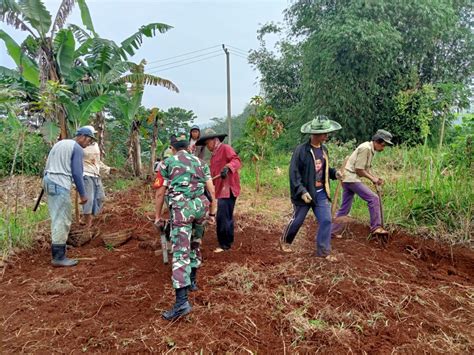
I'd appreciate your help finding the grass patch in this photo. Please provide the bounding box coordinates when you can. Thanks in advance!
[0,204,49,254]
[109,177,140,192]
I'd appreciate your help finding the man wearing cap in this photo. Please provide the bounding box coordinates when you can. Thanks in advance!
[196,128,242,253]
[81,125,113,228]
[331,129,393,237]
[280,115,342,261]
[43,127,95,267]
[154,134,217,321]
[188,125,205,159]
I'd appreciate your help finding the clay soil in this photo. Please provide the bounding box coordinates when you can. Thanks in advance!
[1,187,473,353]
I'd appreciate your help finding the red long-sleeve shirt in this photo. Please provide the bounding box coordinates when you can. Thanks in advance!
[210,142,242,198]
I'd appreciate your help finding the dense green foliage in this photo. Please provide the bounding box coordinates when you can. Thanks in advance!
[250,0,473,147]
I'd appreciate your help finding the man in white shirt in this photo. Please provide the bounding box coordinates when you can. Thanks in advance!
[81,126,112,228]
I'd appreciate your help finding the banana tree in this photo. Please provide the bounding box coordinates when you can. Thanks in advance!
[0,0,96,139]
[114,60,178,177]
[69,23,178,156]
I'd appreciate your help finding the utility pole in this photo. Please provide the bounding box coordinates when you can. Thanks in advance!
[222,44,232,144]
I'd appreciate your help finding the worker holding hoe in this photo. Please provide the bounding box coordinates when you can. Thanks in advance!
[331,129,393,238]
[43,127,95,267]
[154,135,217,321]
[280,115,342,261]
[196,128,242,253]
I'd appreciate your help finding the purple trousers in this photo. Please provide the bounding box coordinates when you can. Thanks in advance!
[331,182,381,235]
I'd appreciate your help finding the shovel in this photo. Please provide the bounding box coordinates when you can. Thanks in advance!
[374,185,389,244]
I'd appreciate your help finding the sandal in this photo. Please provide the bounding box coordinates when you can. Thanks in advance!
[323,255,338,262]
[372,227,389,235]
[213,247,225,253]
[279,240,293,253]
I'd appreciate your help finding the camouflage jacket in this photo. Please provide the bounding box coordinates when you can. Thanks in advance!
[160,150,211,205]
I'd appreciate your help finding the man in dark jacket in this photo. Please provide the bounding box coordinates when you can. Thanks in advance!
[280,115,342,261]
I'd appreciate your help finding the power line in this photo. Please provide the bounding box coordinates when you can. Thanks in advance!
[146,49,222,70]
[227,44,250,54]
[147,53,223,73]
[146,44,221,64]
[231,52,249,61]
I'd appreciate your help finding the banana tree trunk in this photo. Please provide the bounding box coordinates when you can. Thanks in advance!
[39,45,69,139]
[127,120,142,177]
[94,112,106,158]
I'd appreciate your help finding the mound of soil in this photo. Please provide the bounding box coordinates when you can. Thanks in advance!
[1,188,472,353]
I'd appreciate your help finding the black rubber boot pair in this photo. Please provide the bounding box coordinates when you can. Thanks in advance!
[51,244,78,267]
[162,287,192,321]
[189,268,198,292]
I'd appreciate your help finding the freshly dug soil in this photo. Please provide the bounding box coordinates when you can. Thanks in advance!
[1,188,472,353]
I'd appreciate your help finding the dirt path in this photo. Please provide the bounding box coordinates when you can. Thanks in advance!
[1,188,473,353]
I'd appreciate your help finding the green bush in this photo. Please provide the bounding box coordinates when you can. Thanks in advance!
[445,114,473,169]
[0,129,50,177]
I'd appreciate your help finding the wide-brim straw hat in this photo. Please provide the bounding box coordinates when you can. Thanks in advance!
[196,128,227,146]
[300,115,342,134]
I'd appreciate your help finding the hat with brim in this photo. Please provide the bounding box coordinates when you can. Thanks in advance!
[300,115,342,134]
[196,128,227,146]
[372,129,394,145]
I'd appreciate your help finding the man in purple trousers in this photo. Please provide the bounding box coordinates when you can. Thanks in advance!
[331,130,393,237]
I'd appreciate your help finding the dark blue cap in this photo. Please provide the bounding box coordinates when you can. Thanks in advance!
[75,127,96,140]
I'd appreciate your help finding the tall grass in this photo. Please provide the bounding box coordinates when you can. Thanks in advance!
[240,144,473,245]
[0,204,49,254]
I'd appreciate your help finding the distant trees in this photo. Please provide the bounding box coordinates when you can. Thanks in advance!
[250,0,473,146]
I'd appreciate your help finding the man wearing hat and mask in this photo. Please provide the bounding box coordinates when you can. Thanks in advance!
[154,134,217,321]
[331,129,393,238]
[196,128,242,253]
[43,126,95,267]
[280,115,342,261]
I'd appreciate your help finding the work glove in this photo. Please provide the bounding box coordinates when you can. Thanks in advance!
[220,166,230,179]
[301,192,312,204]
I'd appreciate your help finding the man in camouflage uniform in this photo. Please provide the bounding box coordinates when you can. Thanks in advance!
[154,135,217,321]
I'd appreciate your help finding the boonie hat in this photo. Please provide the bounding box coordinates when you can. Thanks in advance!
[300,115,342,134]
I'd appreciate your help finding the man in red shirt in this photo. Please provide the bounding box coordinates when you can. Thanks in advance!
[196,129,242,253]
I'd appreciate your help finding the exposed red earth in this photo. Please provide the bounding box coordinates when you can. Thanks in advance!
[1,187,472,353]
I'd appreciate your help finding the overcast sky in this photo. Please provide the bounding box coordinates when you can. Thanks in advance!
[0,0,288,125]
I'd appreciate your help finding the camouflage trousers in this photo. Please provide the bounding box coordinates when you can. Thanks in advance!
[170,195,209,289]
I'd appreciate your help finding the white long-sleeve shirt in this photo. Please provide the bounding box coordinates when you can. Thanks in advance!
[83,142,110,177]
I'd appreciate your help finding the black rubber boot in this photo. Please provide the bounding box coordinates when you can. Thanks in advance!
[162,287,192,321]
[51,244,78,267]
[189,268,198,292]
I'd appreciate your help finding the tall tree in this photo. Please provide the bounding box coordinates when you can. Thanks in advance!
[251,0,474,145]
